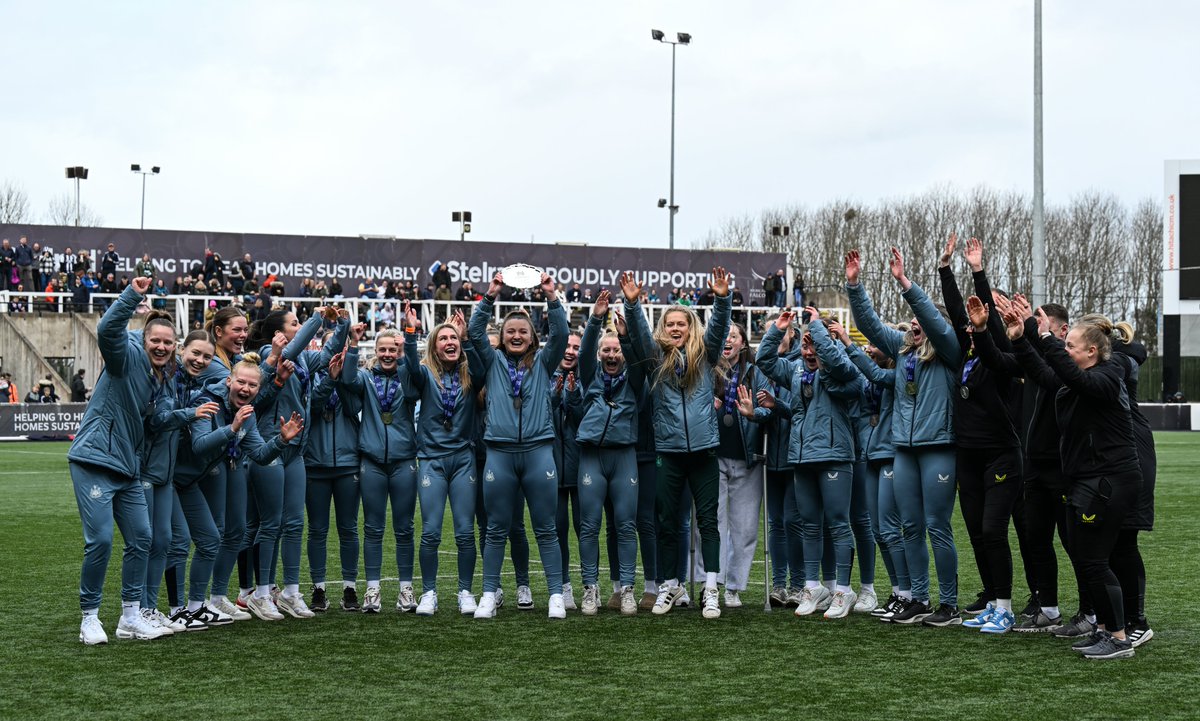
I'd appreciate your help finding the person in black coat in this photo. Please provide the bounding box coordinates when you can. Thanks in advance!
[71,369,89,402]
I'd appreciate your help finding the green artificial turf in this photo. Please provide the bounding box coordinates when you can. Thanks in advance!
[1,434,1198,720]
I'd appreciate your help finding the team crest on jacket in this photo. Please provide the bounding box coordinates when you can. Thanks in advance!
[142,481,152,490]
[89,484,103,500]
[485,469,495,483]
[582,473,592,486]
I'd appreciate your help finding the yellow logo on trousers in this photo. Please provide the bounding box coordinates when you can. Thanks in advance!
[1081,513,1096,523]
[994,474,1007,483]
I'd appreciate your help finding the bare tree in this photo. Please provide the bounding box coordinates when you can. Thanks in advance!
[46,192,103,227]
[0,180,31,223]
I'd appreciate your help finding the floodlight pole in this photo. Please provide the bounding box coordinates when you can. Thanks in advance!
[1032,0,1046,308]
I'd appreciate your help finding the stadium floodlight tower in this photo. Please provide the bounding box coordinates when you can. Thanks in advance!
[651,29,690,250]
[130,164,161,230]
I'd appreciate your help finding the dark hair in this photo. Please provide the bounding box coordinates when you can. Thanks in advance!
[1040,303,1069,328]
[206,306,246,336]
[246,309,291,352]
[182,329,213,348]
[142,309,176,337]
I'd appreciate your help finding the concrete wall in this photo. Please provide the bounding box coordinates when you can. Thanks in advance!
[0,313,101,399]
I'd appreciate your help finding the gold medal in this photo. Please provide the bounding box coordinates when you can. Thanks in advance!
[381,411,393,425]
[905,381,917,396]
[869,414,879,427]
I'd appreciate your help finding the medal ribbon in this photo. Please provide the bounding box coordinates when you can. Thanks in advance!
[372,370,399,411]
[723,366,741,416]
[507,356,527,402]
[602,368,627,403]
[440,371,461,424]
[904,353,917,384]
[960,355,980,385]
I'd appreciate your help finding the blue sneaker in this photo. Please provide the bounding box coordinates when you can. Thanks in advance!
[963,602,996,628]
[980,607,1015,634]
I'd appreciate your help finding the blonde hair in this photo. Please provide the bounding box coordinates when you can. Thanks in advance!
[1074,314,1114,361]
[653,306,707,391]
[370,329,403,370]
[421,322,472,393]
[898,310,948,363]
[1113,321,1134,345]
[233,351,263,378]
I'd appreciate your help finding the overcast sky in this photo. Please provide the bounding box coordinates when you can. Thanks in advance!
[4,1,1197,249]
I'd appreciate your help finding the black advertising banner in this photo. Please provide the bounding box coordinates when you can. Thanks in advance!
[0,224,786,303]
[0,403,86,440]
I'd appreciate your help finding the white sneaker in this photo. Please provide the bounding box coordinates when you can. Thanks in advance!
[474,593,497,619]
[724,589,743,608]
[815,586,834,612]
[702,587,721,619]
[561,583,577,611]
[853,587,878,614]
[159,608,188,633]
[276,593,315,619]
[548,593,566,619]
[824,590,858,619]
[247,594,285,621]
[620,586,637,616]
[236,589,253,611]
[795,586,831,616]
[210,596,251,621]
[80,615,108,645]
[652,584,686,615]
[396,584,417,612]
[515,585,531,610]
[457,590,478,615]
[495,587,506,608]
[193,604,236,626]
[140,608,175,636]
[116,612,169,640]
[785,587,804,607]
[677,590,692,608]
[581,584,600,616]
[170,608,209,631]
[361,587,382,614]
[416,590,438,616]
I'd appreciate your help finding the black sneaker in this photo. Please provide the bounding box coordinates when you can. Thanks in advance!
[1014,610,1062,633]
[922,604,962,627]
[1125,618,1154,648]
[1018,594,1040,619]
[311,587,328,613]
[1051,613,1095,638]
[871,593,900,618]
[1081,631,1135,660]
[341,587,360,611]
[963,592,988,615]
[877,597,908,623]
[192,604,234,626]
[1072,630,1106,653]
[892,600,932,625]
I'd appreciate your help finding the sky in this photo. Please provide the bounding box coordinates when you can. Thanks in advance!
[3,0,1198,249]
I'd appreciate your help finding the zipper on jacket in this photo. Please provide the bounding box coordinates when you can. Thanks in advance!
[598,404,614,447]
[680,386,692,453]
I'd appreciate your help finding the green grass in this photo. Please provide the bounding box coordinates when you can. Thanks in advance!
[1,435,1198,720]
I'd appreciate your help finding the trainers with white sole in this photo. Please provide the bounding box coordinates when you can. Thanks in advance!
[474,593,498,619]
[548,593,567,619]
[191,604,235,626]
[247,595,285,622]
[209,596,251,621]
[785,587,804,607]
[80,615,108,645]
[276,593,315,619]
[116,613,169,640]
[396,584,417,613]
[651,584,685,615]
[561,583,577,611]
[140,608,175,636]
[824,590,857,619]
[620,586,637,616]
[795,586,831,616]
[170,607,209,631]
[457,590,478,615]
[416,590,438,616]
[581,585,600,616]
[496,587,507,609]
[724,589,742,608]
[854,587,878,613]
[361,587,382,614]
[701,587,721,619]
[515,586,532,609]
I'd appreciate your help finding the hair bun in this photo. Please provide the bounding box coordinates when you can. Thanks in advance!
[241,351,262,364]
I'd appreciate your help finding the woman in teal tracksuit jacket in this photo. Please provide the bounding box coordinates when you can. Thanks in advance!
[406,309,487,615]
[835,323,911,617]
[550,334,584,610]
[69,278,173,644]
[846,248,960,625]
[339,325,419,613]
[303,342,362,613]
[467,271,569,619]
[757,310,863,618]
[622,269,731,619]
[249,307,348,617]
[573,291,647,615]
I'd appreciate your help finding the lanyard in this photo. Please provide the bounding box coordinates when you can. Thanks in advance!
[507,357,527,400]
[372,371,399,411]
[602,369,627,403]
[961,355,980,385]
[904,353,917,384]
[723,366,741,415]
[440,371,461,422]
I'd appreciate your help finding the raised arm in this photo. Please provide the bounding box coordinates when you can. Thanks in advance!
[580,311,603,389]
[845,251,902,357]
[937,265,971,355]
[967,296,1023,376]
[337,346,366,393]
[901,280,960,367]
[755,317,797,387]
[702,268,733,367]
[1038,334,1124,400]
[538,273,569,375]
[845,345,896,386]
[807,312,864,384]
[467,280,500,374]
[97,280,151,377]
[311,313,350,372]
[281,312,326,363]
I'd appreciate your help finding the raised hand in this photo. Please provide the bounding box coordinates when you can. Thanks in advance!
[888,247,907,285]
[540,272,557,301]
[277,359,296,384]
[612,307,627,336]
[994,292,1013,319]
[449,309,466,335]
[845,251,862,284]
[320,305,339,322]
[554,373,564,394]
[403,300,418,330]
[755,389,776,409]
[1002,307,1025,340]
[775,309,795,331]
[618,271,642,303]
[735,384,755,417]
[939,233,958,268]
[487,272,504,299]
[328,351,345,380]
[271,330,287,358]
[708,267,730,297]
[964,237,984,272]
[231,404,254,433]
[828,319,851,346]
[1011,293,1034,321]
[349,322,368,344]
[132,276,152,295]
[194,401,220,419]
[279,412,304,443]
[592,289,610,319]
[566,371,576,392]
[803,306,820,323]
[1035,307,1051,336]
[966,295,989,330]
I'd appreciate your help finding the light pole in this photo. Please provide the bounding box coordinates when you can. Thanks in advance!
[130,164,161,230]
[451,211,473,241]
[651,29,690,250]
[1031,0,1046,308]
[64,166,88,227]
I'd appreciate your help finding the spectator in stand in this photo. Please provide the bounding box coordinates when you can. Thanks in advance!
[152,279,169,309]
[582,287,594,304]
[648,288,660,303]
[237,253,254,287]
[793,272,806,307]
[0,373,17,402]
[222,280,235,296]
[101,242,119,279]
[82,271,100,296]
[39,247,57,290]
[421,283,435,300]
[381,280,396,300]
[71,369,89,402]
[0,238,14,291]
[119,275,131,292]
[189,273,209,325]
[134,253,154,280]
[330,279,344,298]
[566,283,582,303]
[37,374,60,401]
[456,281,475,302]
[15,236,35,291]
[71,274,90,311]
[435,283,452,322]
[249,296,269,323]
[359,276,379,298]
[98,272,119,311]
[44,278,64,312]
[76,250,92,276]
[203,249,225,286]
[59,247,79,288]
[431,260,452,291]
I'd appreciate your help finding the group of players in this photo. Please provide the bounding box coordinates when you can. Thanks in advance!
[68,237,1155,660]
